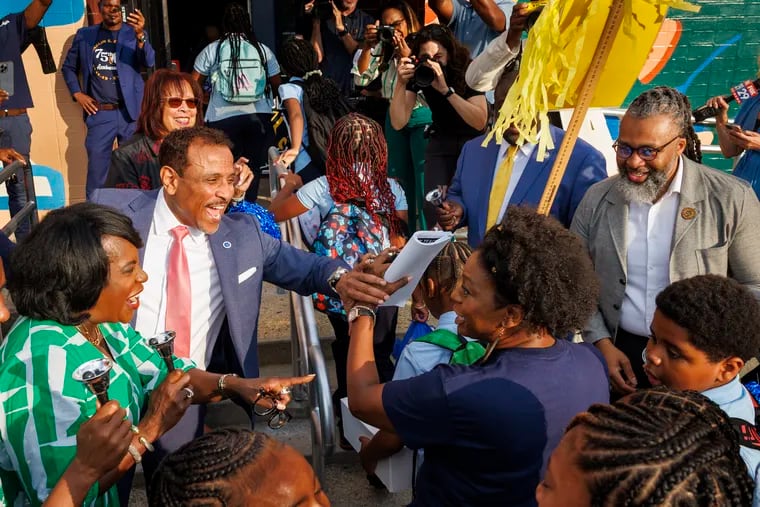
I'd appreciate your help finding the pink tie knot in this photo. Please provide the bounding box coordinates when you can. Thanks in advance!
[171,225,189,242]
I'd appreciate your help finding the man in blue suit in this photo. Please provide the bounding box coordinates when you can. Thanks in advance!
[92,126,400,494]
[62,0,154,198]
[0,0,54,239]
[439,124,607,247]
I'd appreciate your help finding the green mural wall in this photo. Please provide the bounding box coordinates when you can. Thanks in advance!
[626,0,759,170]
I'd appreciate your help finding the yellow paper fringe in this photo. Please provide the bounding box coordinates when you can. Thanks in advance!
[485,0,700,162]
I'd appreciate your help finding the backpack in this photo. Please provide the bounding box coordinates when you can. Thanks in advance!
[212,37,268,104]
[414,329,487,366]
[311,203,390,315]
[292,80,352,172]
[731,381,760,450]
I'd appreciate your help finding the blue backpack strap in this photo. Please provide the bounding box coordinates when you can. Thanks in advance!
[414,329,486,366]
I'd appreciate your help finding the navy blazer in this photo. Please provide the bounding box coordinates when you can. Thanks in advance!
[61,24,155,122]
[91,189,345,379]
[447,125,607,247]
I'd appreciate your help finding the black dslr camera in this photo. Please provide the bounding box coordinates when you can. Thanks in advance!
[377,25,396,44]
[413,55,436,88]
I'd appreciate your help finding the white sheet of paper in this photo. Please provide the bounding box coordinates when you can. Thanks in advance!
[380,230,453,307]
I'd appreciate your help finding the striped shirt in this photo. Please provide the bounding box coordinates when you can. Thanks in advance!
[0,318,195,506]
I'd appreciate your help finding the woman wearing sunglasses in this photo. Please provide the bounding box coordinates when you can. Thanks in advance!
[105,69,204,191]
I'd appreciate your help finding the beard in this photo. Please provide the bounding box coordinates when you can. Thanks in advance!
[615,165,672,204]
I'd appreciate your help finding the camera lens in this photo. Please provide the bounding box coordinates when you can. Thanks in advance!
[413,62,436,88]
[378,26,395,43]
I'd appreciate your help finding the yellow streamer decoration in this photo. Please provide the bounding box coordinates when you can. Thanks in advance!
[487,0,700,161]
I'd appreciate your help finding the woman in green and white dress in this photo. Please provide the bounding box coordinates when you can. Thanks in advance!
[352,0,431,231]
[0,203,312,507]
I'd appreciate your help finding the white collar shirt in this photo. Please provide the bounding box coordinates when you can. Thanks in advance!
[134,190,226,368]
[619,157,684,337]
[493,141,537,225]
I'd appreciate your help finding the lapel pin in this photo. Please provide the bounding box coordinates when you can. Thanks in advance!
[222,241,232,249]
[680,207,697,220]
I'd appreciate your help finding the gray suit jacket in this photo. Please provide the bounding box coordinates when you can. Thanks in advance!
[91,189,345,378]
[570,157,760,344]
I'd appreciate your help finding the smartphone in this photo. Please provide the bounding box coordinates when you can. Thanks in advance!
[0,61,14,98]
[121,0,139,22]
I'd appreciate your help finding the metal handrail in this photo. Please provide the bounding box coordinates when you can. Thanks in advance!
[267,147,335,480]
[0,160,38,236]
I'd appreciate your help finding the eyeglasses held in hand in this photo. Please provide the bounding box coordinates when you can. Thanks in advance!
[253,389,293,430]
[612,135,681,161]
[162,97,199,109]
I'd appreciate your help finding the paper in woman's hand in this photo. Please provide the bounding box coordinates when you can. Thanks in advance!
[380,230,453,307]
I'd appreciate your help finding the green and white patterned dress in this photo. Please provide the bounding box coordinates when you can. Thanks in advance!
[0,317,195,507]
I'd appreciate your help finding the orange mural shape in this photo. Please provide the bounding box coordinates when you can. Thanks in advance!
[424,0,438,25]
[639,19,682,84]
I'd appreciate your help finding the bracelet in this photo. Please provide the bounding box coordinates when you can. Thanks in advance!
[218,373,238,397]
[127,444,142,464]
[138,435,155,452]
[348,304,376,325]
[130,425,155,452]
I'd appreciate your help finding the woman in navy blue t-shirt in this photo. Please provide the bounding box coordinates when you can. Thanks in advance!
[345,206,610,507]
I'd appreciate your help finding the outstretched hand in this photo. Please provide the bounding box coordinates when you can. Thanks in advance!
[336,249,410,313]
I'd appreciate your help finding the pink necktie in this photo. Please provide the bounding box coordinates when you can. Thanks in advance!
[166,225,191,358]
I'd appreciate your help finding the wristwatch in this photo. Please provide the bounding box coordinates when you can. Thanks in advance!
[136,33,146,44]
[337,28,349,38]
[444,87,456,98]
[348,305,376,325]
[327,267,349,292]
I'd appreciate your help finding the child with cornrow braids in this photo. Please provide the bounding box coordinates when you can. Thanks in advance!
[192,2,281,202]
[270,113,408,449]
[276,36,351,184]
[641,274,760,505]
[148,428,330,506]
[538,387,754,507]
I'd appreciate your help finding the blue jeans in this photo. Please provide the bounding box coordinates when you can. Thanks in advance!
[0,113,33,239]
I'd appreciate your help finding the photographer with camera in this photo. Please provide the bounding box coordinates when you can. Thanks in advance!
[389,24,487,227]
[352,1,431,231]
[308,0,374,96]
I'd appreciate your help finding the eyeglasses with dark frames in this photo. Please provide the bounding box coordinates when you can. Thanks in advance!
[612,135,681,161]
[162,97,199,109]
[252,389,293,430]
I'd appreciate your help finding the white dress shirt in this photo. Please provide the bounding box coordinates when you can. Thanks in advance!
[492,141,537,225]
[465,30,520,92]
[619,158,684,336]
[135,190,226,368]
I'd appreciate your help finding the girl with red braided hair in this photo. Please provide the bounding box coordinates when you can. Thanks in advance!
[271,113,408,448]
